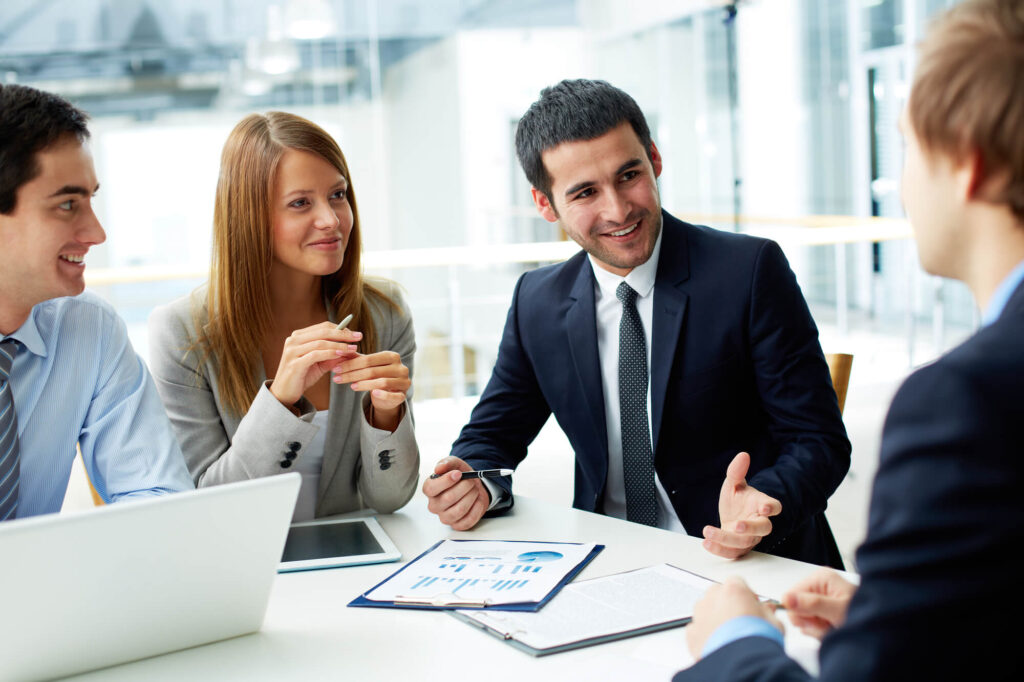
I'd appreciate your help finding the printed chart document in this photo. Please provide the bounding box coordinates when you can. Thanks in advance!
[350,539,602,611]
[452,563,715,655]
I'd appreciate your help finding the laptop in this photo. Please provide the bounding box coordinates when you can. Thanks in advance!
[0,473,300,682]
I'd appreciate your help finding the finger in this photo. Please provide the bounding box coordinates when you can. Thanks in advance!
[703,525,759,550]
[449,493,489,531]
[286,323,363,346]
[701,538,751,560]
[334,365,409,385]
[334,351,403,374]
[734,516,773,538]
[370,389,406,411]
[438,483,484,527]
[725,451,751,486]
[755,493,783,517]
[431,456,471,478]
[785,591,848,625]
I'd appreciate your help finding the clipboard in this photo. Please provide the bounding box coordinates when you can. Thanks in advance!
[448,564,716,655]
[348,539,604,612]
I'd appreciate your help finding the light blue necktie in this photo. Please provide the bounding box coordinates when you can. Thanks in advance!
[616,282,658,527]
[0,339,21,521]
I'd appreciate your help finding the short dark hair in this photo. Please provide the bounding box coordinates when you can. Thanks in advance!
[0,84,90,214]
[514,79,653,202]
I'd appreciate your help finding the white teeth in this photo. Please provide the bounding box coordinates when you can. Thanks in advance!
[610,223,638,237]
[60,254,84,263]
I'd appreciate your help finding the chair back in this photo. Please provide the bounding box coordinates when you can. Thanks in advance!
[825,353,854,415]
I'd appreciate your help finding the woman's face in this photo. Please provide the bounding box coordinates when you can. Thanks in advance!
[270,147,353,280]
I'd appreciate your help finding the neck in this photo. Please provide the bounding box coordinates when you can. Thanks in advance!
[959,210,1024,312]
[0,295,33,337]
[266,266,325,327]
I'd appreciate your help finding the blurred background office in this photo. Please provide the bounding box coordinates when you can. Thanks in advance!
[0,0,966,566]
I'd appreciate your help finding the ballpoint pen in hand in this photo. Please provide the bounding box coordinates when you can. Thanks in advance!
[429,468,513,480]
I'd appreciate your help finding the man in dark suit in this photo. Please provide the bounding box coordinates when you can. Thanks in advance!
[423,79,850,567]
[678,1,1024,678]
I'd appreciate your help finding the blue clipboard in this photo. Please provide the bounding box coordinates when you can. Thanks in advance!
[348,539,604,612]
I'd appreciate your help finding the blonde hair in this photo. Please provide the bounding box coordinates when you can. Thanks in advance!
[198,111,397,415]
[909,0,1024,221]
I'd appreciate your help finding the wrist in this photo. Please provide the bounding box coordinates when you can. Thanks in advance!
[368,402,402,432]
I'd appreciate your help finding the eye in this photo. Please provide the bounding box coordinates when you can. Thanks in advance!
[330,188,348,201]
[573,188,595,201]
[621,170,640,182]
[288,198,309,209]
[57,199,74,211]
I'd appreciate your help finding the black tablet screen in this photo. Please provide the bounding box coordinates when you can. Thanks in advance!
[281,521,385,562]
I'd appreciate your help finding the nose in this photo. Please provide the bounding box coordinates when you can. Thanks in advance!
[314,200,341,230]
[601,188,631,225]
[78,205,106,246]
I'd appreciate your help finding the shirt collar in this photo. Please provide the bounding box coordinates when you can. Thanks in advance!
[589,228,663,300]
[982,258,1024,326]
[2,304,48,358]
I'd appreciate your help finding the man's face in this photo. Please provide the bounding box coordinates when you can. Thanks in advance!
[0,137,104,322]
[532,122,663,276]
[899,109,967,279]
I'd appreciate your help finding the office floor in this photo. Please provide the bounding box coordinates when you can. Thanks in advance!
[62,303,974,572]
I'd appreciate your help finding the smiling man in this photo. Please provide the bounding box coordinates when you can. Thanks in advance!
[423,79,850,568]
[0,84,192,520]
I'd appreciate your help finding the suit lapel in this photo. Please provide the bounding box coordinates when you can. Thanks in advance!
[566,258,609,471]
[650,214,691,452]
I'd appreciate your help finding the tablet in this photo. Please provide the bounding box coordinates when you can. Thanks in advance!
[279,516,401,572]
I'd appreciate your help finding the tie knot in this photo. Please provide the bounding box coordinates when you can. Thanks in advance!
[0,339,18,380]
[616,281,638,307]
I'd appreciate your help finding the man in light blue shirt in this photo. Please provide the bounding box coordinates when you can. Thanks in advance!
[0,83,193,519]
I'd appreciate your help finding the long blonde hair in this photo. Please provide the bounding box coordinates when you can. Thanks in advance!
[198,111,396,415]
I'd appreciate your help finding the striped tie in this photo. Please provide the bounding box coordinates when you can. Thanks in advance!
[0,339,21,521]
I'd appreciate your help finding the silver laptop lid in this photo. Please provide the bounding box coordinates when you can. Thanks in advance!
[0,473,300,682]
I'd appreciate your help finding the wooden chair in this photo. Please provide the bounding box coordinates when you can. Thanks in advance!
[825,353,854,415]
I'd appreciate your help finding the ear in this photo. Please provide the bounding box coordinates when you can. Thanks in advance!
[961,148,985,201]
[650,141,663,178]
[531,187,560,223]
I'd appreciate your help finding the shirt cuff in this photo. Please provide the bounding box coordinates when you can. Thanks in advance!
[701,615,784,658]
[481,478,507,510]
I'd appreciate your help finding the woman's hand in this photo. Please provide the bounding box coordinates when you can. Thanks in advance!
[268,322,360,407]
[332,350,411,431]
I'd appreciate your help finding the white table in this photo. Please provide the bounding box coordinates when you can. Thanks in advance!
[69,494,826,681]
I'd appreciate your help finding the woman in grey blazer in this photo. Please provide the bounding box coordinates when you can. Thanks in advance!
[148,112,419,519]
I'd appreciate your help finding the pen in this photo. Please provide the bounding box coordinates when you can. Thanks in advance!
[429,468,514,480]
[336,313,354,330]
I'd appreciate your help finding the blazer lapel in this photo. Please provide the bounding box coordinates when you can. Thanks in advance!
[650,214,691,452]
[566,259,609,472]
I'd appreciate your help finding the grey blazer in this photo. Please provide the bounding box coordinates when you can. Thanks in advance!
[147,283,419,516]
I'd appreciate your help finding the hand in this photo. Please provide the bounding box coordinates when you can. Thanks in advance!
[687,576,783,660]
[781,567,856,639]
[422,457,491,531]
[702,452,783,559]
[332,350,411,431]
[268,323,360,407]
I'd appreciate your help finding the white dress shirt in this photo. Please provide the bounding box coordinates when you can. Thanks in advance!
[588,231,685,532]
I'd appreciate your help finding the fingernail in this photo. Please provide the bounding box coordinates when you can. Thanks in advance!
[736,522,746,532]
[351,382,360,389]
[348,344,359,350]
[351,331,363,339]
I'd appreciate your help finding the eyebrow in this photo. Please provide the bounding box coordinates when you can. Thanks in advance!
[563,158,643,199]
[282,181,348,198]
[49,183,99,198]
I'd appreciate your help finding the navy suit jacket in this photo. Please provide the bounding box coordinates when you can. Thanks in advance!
[452,211,850,567]
[675,278,1024,680]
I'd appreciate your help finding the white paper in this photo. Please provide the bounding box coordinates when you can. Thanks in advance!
[457,563,713,651]
[364,540,597,606]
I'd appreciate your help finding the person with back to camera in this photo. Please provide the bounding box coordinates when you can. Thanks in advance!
[149,112,419,520]
[679,1,1024,679]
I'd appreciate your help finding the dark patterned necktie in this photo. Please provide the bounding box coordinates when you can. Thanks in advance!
[616,282,657,526]
[0,339,21,521]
